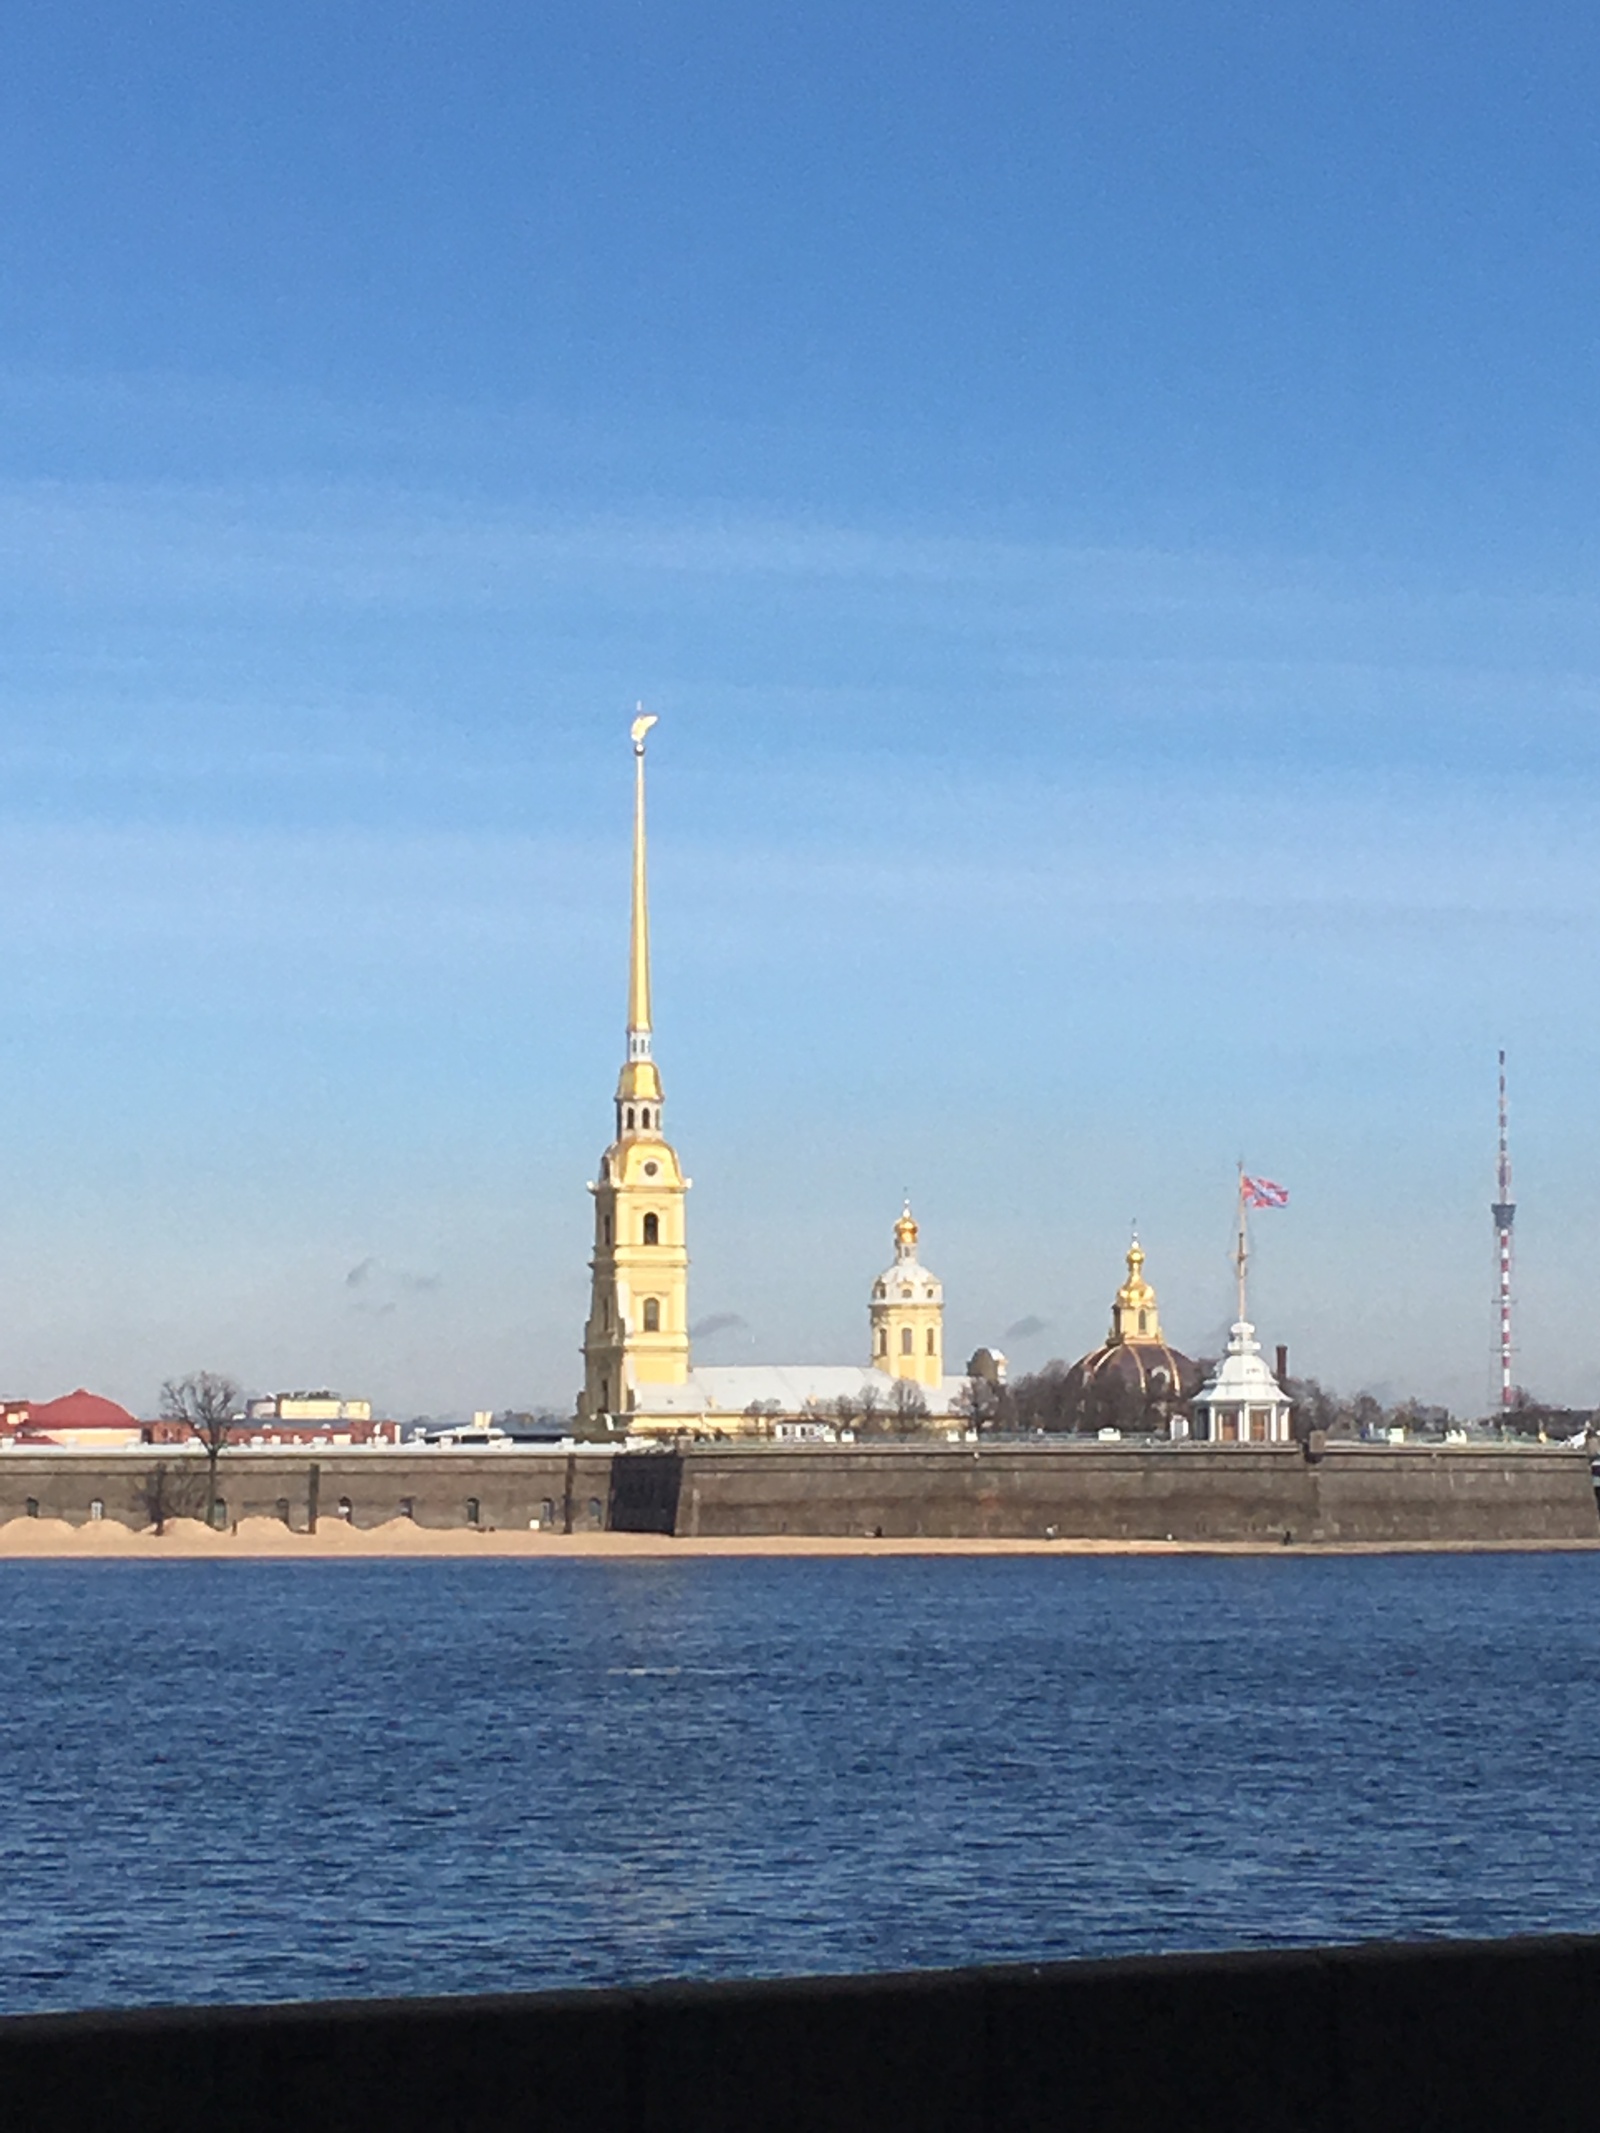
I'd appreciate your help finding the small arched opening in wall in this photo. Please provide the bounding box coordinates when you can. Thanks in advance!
[275,1497,291,1527]
[643,1212,659,1245]
[466,1496,481,1527]
[23,1497,37,1518]
[337,1496,353,1522]
[588,1497,604,1526]
[89,1499,104,1522]
[643,1297,661,1331]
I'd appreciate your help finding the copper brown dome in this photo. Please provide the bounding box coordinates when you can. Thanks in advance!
[1046,1241,1201,1435]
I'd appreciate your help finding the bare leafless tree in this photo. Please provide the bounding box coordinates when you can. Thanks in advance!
[131,1462,206,1535]
[856,1382,884,1436]
[1008,1361,1077,1433]
[159,1372,242,1527]
[889,1378,930,1436]
[953,1374,1006,1435]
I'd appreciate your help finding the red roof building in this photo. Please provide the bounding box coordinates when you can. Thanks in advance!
[24,1390,144,1447]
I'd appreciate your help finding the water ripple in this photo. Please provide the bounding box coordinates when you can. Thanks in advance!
[0,1553,1597,2012]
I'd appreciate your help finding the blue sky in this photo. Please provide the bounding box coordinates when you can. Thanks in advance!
[1,0,1598,1415]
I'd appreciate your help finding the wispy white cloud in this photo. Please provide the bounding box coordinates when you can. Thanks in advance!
[2,466,1598,768]
[0,387,1595,1412]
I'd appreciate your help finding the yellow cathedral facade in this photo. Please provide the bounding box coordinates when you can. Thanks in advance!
[577,717,961,1439]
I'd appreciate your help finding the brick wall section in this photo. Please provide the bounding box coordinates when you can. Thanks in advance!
[668,1441,1599,1544]
[0,1449,619,1533]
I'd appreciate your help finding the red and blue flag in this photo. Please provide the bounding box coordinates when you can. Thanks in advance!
[1241,1175,1289,1209]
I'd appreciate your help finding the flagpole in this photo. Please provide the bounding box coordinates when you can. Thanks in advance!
[1235,1162,1249,1324]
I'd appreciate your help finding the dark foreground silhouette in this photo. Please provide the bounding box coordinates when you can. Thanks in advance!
[0,1933,1593,2131]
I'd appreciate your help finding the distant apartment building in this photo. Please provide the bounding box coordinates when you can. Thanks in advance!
[233,1390,397,1447]
[246,1392,373,1425]
[143,1389,400,1449]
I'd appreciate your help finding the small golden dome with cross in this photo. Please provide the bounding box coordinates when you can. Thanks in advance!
[1110,1237,1163,1345]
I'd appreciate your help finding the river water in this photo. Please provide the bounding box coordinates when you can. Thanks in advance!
[1,1553,1597,2013]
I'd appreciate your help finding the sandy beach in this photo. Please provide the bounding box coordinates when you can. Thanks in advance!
[0,1516,1594,1559]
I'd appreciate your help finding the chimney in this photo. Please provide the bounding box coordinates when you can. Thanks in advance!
[1275,1343,1289,1386]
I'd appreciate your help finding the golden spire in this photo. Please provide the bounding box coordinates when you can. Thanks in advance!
[628,709,656,1040]
[894,1200,919,1259]
[616,711,663,1116]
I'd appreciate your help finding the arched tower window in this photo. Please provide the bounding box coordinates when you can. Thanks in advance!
[901,1326,913,1355]
[643,1297,661,1331]
[876,1328,887,1355]
[626,1106,636,1129]
[643,1212,659,1245]
[603,1214,612,1245]
[1138,1309,1148,1334]
[641,1108,650,1129]
[926,1328,937,1354]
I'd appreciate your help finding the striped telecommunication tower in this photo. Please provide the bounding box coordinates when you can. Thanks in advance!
[1491,1050,1516,1410]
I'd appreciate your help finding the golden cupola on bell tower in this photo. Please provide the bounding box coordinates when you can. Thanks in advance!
[579,713,691,1426]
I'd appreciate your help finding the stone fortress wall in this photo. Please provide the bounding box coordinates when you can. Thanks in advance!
[0,1448,620,1536]
[0,1439,1592,1545]
[652,1440,1598,1544]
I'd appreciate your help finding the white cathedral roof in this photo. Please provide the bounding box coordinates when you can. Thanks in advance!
[631,1365,965,1419]
[872,1257,943,1302]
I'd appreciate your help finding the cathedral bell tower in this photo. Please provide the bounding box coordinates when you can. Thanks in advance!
[579,714,690,1424]
[868,1202,944,1390]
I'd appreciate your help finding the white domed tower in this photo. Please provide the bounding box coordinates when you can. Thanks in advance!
[868,1202,944,1389]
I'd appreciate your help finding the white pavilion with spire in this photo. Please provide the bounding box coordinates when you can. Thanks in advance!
[1183,1177,1294,1444]
[1185,1321,1293,1443]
